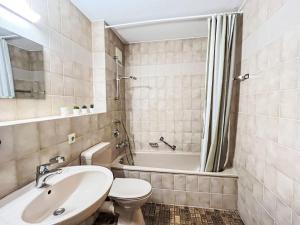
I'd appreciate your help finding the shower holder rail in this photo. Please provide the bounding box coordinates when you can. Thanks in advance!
[159,137,176,151]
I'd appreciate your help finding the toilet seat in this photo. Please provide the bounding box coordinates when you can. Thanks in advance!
[108,178,152,200]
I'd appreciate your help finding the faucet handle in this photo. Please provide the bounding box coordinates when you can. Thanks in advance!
[49,156,65,164]
[37,164,50,175]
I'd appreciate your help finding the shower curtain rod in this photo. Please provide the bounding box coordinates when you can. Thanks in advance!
[0,35,18,39]
[105,12,242,29]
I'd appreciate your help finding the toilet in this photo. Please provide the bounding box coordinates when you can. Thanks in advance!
[81,142,152,225]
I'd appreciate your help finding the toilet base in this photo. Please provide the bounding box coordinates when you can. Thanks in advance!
[115,206,145,225]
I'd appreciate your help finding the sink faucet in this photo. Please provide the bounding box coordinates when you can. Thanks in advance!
[36,156,65,188]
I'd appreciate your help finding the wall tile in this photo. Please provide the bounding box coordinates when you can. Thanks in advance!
[13,123,40,159]
[161,189,175,205]
[16,152,40,186]
[139,172,151,183]
[0,126,15,164]
[293,182,300,215]
[187,192,210,208]
[161,174,174,189]
[125,39,206,152]
[276,199,292,225]
[198,176,210,192]
[38,120,57,148]
[175,190,187,205]
[210,177,223,194]
[0,161,18,199]
[174,175,186,191]
[276,171,293,206]
[186,175,198,191]
[151,173,162,189]
[223,195,237,210]
[210,193,223,209]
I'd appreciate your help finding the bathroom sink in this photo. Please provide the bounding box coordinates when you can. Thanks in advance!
[0,166,113,225]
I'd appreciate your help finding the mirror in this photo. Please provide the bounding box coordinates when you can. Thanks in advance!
[0,27,45,99]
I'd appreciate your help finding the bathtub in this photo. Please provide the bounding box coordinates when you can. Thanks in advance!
[111,151,238,210]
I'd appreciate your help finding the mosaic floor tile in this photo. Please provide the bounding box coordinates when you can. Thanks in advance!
[142,203,244,225]
[94,204,244,225]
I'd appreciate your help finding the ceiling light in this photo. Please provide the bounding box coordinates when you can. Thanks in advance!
[0,0,40,23]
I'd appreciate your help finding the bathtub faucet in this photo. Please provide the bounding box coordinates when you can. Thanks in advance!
[159,137,176,151]
[116,140,128,149]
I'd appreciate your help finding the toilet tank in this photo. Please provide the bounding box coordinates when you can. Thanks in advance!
[81,142,113,167]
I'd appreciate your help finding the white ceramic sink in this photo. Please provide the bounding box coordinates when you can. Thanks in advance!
[0,166,113,225]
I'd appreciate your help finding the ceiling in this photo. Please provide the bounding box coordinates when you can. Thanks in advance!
[71,0,243,43]
[0,27,42,51]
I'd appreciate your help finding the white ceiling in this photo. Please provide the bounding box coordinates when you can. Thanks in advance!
[0,26,42,51]
[71,0,243,43]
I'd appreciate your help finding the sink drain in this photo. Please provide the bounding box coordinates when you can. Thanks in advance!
[53,208,65,216]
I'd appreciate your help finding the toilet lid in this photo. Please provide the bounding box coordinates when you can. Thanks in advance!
[109,178,152,199]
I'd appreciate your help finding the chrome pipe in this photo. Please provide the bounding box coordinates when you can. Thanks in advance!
[114,56,137,100]
[115,56,120,100]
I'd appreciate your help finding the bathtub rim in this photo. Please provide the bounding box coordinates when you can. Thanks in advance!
[111,152,238,178]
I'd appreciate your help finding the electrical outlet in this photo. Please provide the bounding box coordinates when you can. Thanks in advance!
[68,133,76,144]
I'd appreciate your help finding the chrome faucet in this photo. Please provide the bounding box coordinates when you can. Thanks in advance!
[116,140,128,149]
[36,156,65,188]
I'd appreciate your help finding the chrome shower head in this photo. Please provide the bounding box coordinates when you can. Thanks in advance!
[129,76,137,80]
[120,76,137,80]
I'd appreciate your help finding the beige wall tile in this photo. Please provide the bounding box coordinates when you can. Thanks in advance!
[210,193,222,209]
[174,190,187,205]
[0,161,18,199]
[161,174,174,189]
[139,172,151,183]
[210,177,223,194]
[150,173,162,189]
[13,123,40,159]
[174,175,186,191]
[276,171,293,206]
[222,194,237,210]
[16,152,40,186]
[187,192,210,208]
[38,120,57,148]
[276,199,292,225]
[161,189,175,205]
[0,126,15,164]
[293,182,300,215]
[198,176,210,192]
[186,175,198,192]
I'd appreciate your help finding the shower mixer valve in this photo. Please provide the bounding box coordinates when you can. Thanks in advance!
[112,128,120,137]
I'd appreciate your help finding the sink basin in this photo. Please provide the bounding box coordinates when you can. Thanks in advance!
[0,166,113,225]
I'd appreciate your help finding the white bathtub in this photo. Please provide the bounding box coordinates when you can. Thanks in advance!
[111,151,238,209]
[111,151,237,177]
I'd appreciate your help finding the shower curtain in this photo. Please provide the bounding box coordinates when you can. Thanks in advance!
[0,38,15,98]
[200,14,237,172]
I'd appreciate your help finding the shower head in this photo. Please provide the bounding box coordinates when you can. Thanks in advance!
[129,76,137,80]
[120,76,137,80]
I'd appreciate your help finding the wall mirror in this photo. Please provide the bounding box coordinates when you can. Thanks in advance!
[0,26,45,99]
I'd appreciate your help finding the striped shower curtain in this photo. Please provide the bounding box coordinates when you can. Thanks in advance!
[0,38,14,98]
[200,14,237,172]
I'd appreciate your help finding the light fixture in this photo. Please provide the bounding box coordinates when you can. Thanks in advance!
[0,0,40,23]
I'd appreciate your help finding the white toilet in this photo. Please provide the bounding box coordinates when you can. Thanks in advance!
[81,142,152,225]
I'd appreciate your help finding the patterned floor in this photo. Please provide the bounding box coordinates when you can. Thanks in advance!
[94,203,244,225]
[142,203,244,225]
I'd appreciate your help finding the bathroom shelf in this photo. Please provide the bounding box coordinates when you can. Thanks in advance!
[0,111,103,127]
